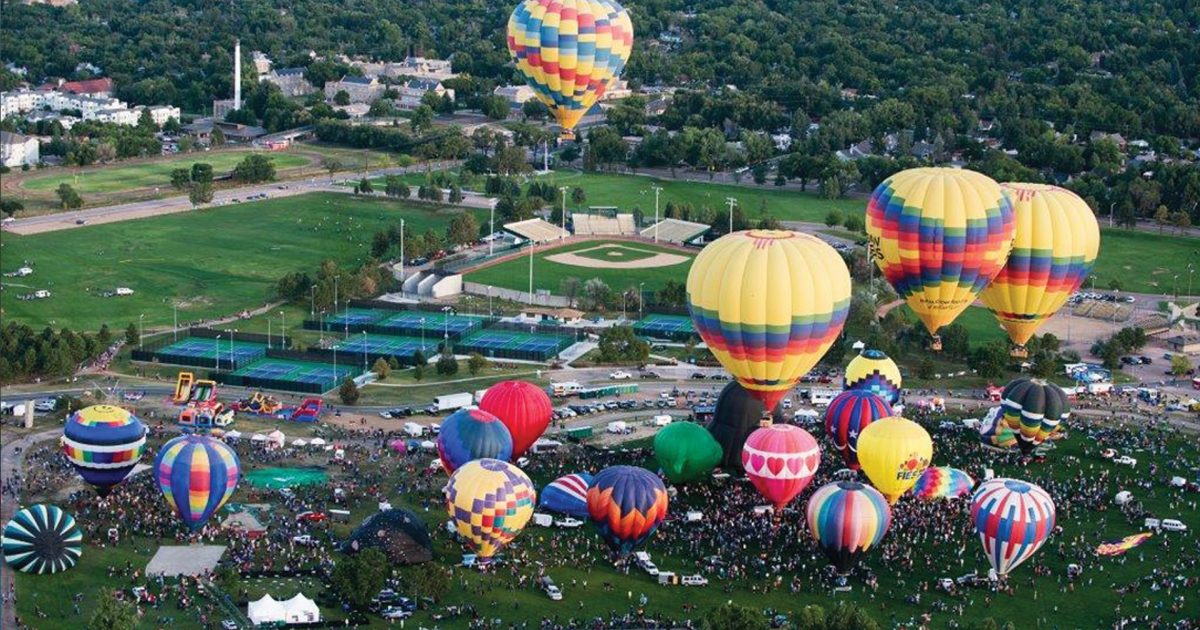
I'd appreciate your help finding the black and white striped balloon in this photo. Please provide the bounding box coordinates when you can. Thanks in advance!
[2,504,83,574]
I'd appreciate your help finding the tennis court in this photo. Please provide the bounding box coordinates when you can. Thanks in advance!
[232,358,356,391]
[332,333,432,357]
[457,330,572,361]
[374,311,485,340]
[157,338,268,362]
[633,314,695,341]
[324,307,389,326]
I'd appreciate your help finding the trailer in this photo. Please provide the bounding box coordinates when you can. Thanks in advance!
[430,392,473,412]
[578,384,638,399]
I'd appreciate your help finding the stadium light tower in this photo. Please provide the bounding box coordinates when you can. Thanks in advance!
[215,334,221,370]
[138,314,145,348]
[528,239,535,300]
[442,306,453,342]
[652,186,663,242]
[279,310,286,349]
[726,197,738,233]
[639,282,645,318]
[559,186,569,238]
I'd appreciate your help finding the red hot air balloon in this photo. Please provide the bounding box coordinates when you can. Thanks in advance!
[741,424,820,510]
[478,380,553,457]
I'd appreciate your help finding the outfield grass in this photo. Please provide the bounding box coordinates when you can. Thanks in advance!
[21,151,311,194]
[1091,228,1200,295]
[465,239,693,295]
[0,192,484,331]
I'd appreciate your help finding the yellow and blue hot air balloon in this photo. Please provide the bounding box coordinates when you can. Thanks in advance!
[507,0,634,139]
[866,168,1015,350]
[155,434,240,532]
[62,405,147,497]
[687,230,852,412]
[844,349,902,406]
[980,183,1100,357]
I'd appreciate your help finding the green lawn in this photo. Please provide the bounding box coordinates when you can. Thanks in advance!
[465,239,693,294]
[1090,228,1200,295]
[20,151,311,194]
[0,192,483,331]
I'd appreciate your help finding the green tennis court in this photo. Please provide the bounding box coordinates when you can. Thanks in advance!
[332,333,432,357]
[457,329,572,361]
[374,311,486,339]
[156,338,268,362]
[324,307,389,326]
[232,358,356,390]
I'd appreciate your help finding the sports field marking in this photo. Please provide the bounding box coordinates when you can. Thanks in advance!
[570,243,661,263]
[545,244,689,269]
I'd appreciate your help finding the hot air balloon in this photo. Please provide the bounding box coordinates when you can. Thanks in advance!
[866,168,1015,350]
[844,349,902,405]
[741,424,820,510]
[653,422,722,483]
[705,382,776,470]
[478,380,553,457]
[506,0,634,139]
[437,408,514,473]
[971,478,1055,576]
[540,473,593,518]
[342,508,433,565]
[687,230,851,411]
[445,459,536,560]
[980,183,1100,357]
[824,390,891,471]
[155,434,241,531]
[1000,378,1070,454]
[587,466,668,555]
[806,482,891,574]
[912,467,975,500]
[61,404,147,496]
[2,504,82,574]
[978,406,1017,450]
[856,416,932,504]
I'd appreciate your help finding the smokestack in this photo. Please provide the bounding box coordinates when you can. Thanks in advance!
[234,39,242,110]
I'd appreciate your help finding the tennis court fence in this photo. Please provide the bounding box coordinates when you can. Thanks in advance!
[130,328,283,370]
[462,282,572,307]
[210,372,328,395]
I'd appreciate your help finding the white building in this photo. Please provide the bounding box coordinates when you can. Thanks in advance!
[600,79,632,101]
[136,105,181,127]
[1,88,178,129]
[91,107,139,125]
[397,79,454,109]
[251,50,273,75]
[494,84,536,105]
[324,75,383,104]
[261,67,316,97]
[349,55,456,81]
[1,131,39,168]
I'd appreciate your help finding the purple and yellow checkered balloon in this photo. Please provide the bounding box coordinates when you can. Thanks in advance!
[445,458,536,559]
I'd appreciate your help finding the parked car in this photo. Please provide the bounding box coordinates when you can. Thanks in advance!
[682,575,709,586]
[609,371,632,380]
[381,607,412,619]
[1115,456,1138,467]
[292,534,316,546]
[296,511,328,523]
[539,577,563,601]
[221,621,239,630]
[554,517,584,528]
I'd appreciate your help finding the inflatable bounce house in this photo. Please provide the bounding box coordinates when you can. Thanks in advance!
[174,372,233,433]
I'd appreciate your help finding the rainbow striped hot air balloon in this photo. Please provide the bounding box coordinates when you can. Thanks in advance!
[445,459,536,560]
[741,424,820,510]
[587,466,668,555]
[687,230,851,411]
[155,434,240,531]
[806,481,891,574]
[824,390,892,471]
[981,183,1100,357]
[62,405,147,496]
[507,0,634,139]
[844,349,902,406]
[1000,378,1070,455]
[971,478,1055,576]
[866,168,1015,350]
[912,466,975,500]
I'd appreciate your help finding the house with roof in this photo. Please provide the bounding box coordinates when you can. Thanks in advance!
[59,77,114,98]
[324,75,383,104]
[494,84,536,106]
[261,68,316,97]
[397,79,454,109]
[1,131,39,167]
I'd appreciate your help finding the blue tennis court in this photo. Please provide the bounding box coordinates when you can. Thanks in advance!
[633,314,695,340]
[325,308,388,326]
[374,311,485,339]
[233,358,356,390]
[154,338,267,362]
[332,333,432,357]
[457,330,571,361]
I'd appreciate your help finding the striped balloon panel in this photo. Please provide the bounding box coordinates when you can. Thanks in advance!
[1000,378,1070,451]
[912,466,975,500]
[155,435,241,531]
[866,168,1015,334]
[971,478,1055,575]
[806,481,891,574]
[2,504,82,574]
[586,466,668,555]
[742,424,820,509]
[540,472,593,518]
[824,390,891,470]
[446,459,536,559]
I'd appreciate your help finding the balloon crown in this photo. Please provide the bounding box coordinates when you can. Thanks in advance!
[861,349,888,360]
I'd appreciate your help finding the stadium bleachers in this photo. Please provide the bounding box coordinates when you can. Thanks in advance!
[504,218,569,243]
[573,213,637,236]
[639,218,711,244]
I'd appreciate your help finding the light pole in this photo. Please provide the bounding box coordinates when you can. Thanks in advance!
[1189,264,1195,304]
[652,186,663,242]
[419,317,427,352]
[1173,274,1180,302]
[318,310,325,344]
[725,197,737,233]
[559,186,569,238]
[138,314,145,348]
[362,331,368,369]
[228,330,236,368]
[442,306,452,343]
[309,285,316,317]
[622,291,627,320]
[215,334,221,370]
[399,218,406,286]
[333,276,339,313]
[267,317,272,349]
[172,302,178,342]
[528,239,535,301]
[279,310,286,348]
[639,282,645,318]
[489,202,495,255]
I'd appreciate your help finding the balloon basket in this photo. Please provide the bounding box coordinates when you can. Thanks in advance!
[1009,346,1029,358]
[929,336,943,352]
[559,129,576,142]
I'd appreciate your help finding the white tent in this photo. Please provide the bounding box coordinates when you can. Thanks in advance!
[267,429,286,448]
[282,593,320,624]
[251,433,268,442]
[420,440,437,450]
[292,438,307,447]
[1115,491,1133,506]
[225,430,243,439]
[247,594,285,626]
[309,437,326,446]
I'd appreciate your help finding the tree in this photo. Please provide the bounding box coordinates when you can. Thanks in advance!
[232,154,276,183]
[436,348,459,375]
[824,209,843,227]
[657,280,687,309]
[446,212,479,247]
[1172,210,1192,234]
[1029,350,1058,379]
[825,602,880,630]
[597,326,650,363]
[372,357,390,380]
[1107,278,1123,291]
[571,186,587,208]
[701,602,766,630]
[1170,354,1192,377]
[449,184,463,203]
[412,362,424,381]
[338,377,360,405]
[403,562,452,602]
[56,183,83,209]
[0,198,23,217]
[480,95,511,120]
[170,167,191,190]
[560,277,582,307]
[969,340,1010,378]
[211,126,226,147]
[330,548,388,611]
[333,89,351,106]
[359,177,374,194]
[842,214,864,232]
[560,144,581,166]
[467,352,488,375]
[917,355,935,379]
[88,590,138,630]
[794,604,827,630]
[582,278,612,311]
[191,162,213,183]
[188,181,214,207]
[322,157,344,180]
[124,322,139,346]
[410,104,435,133]
[522,99,550,120]
[1155,205,1171,233]
[939,323,971,359]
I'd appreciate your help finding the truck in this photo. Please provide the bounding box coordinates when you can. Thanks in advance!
[474,389,490,403]
[606,421,629,434]
[578,384,638,399]
[551,382,583,397]
[403,422,425,437]
[429,393,473,413]
[565,426,593,441]
[807,388,839,407]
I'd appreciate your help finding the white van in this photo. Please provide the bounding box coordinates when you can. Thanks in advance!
[1161,519,1188,532]
[533,513,553,527]
[115,287,134,296]
[606,421,629,434]
[681,575,708,586]
[653,415,673,426]
[403,422,424,437]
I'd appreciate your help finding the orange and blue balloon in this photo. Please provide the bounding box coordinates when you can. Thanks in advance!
[587,466,668,555]
[438,408,514,473]
[742,424,820,510]
[62,405,147,496]
[912,466,974,500]
[806,481,891,575]
[155,434,240,531]
[971,478,1055,576]
[824,390,891,471]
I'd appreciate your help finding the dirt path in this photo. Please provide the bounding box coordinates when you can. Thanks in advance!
[545,249,690,269]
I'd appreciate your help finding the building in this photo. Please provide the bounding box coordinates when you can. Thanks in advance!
[349,55,456,81]
[397,79,453,109]
[600,79,632,101]
[494,84,535,106]
[1,131,39,168]
[1166,335,1200,354]
[260,67,315,97]
[333,103,371,119]
[251,50,273,75]
[59,77,114,98]
[136,105,181,127]
[91,107,138,126]
[324,75,383,104]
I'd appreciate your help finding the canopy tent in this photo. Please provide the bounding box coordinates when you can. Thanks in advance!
[267,429,286,449]
[247,594,285,625]
[282,593,320,624]
[225,430,242,439]
[419,440,436,450]
[250,434,267,442]
[309,438,326,446]
[292,439,307,447]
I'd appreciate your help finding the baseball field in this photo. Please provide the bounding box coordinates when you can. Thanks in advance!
[464,240,695,295]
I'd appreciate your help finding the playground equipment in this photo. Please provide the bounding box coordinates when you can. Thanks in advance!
[233,392,285,416]
[229,392,322,423]
[289,398,323,423]
[174,371,232,433]
[172,372,195,403]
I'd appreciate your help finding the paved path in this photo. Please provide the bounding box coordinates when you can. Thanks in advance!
[0,428,65,629]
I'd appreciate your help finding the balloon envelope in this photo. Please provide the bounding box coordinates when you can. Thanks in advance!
[844,349,902,406]
[741,424,820,510]
[478,380,553,457]
[62,404,147,496]
[824,390,892,471]
[1000,378,1070,454]
[587,466,668,555]
[654,422,722,483]
[688,230,851,411]
[437,408,514,473]
[445,459,536,559]
[155,434,241,531]
[980,183,1100,349]
[971,478,1055,576]
[866,168,1015,337]
[912,467,975,500]
[705,382,772,470]
[540,473,593,518]
[2,504,82,574]
[506,0,633,136]
[856,416,932,504]
[341,508,432,565]
[806,481,891,574]
[979,407,1017,450]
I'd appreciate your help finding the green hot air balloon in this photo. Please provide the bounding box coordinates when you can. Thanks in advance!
[654,422,722,484]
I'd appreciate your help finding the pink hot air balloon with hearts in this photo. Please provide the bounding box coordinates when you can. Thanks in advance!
[741,424,821,510]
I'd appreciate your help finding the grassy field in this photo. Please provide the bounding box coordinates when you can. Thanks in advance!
[465,239,694,295]
[1090,228,1200,295]
[0,192,484,331]
[20,151,311,194]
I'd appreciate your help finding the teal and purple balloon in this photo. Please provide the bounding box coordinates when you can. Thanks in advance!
[437,408,513,473]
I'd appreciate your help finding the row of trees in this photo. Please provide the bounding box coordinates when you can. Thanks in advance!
[275,258,395,313]
[0,321,113,383]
